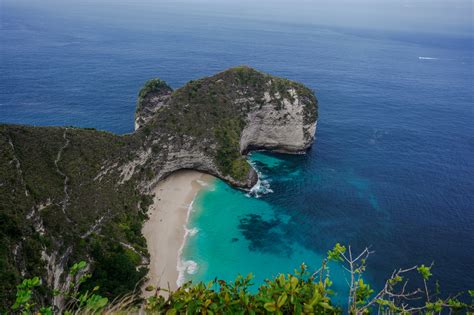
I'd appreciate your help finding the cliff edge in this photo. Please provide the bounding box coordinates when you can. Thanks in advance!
[131,66,318,190]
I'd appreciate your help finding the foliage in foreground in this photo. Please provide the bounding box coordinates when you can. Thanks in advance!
[10,244,473,314]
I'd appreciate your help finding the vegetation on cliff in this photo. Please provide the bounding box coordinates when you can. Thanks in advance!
[214,118,250,181]
[145,66,317,179]
[135,78,173,128]
[0,126,149,310]
[0,66,318,310]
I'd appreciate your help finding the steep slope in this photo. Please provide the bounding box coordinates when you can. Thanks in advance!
[0,66,318,310]
[0,126,149,309]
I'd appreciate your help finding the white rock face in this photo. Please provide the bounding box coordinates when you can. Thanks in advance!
[120,135,258,191]
[240,88,316,154]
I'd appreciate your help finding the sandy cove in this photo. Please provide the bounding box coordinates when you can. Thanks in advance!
[142,170,213,297]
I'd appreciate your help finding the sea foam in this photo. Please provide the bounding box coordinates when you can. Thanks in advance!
[176,198,199,286]
[246,159,273,198]
[247,177,273,198]
[196,179,208,187]
[185,227,199,237]
[177,260,198,286]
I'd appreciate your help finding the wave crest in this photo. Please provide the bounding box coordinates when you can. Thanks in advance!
[176,197,199,287]
[177,260,198,286]
[185,227,199,237]
[247,159,273,198]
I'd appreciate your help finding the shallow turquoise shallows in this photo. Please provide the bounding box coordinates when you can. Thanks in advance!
[181,152,347,302]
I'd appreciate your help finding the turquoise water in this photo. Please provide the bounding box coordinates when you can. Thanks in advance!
[182,153,347,300]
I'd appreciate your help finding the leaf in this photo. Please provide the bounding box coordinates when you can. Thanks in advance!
[327,243,346,262]
[31,277,41,287]
[290,276,298,290]
[243,294,249,306]
[166,309,177,315]
[77,260,87,269]
[264,302,277,312]
[388,275,402,286]
[96,297,108,308]
[246,273,254,281]
[278,274,285,285]
[319,302,333,310]
[70,261,88,275]
[324,277,333,288]
[303,303,313,313]
[417,264,432,281]
[277,293,288,308]
[39,306,53,315]
[86,295,108,311]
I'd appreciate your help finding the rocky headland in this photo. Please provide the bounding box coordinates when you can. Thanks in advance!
[0,66,318,309]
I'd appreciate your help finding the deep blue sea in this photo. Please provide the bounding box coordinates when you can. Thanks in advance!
[1,1,473,298]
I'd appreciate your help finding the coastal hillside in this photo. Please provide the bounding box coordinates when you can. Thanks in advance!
[0,66,318,310]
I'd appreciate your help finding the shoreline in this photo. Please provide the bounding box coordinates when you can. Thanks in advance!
[142,170,213,297]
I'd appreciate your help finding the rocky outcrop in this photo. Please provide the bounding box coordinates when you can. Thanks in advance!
[134,79,173,130]
[240,89,317,154]
[133,66,318,189]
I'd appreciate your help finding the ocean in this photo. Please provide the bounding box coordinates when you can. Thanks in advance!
[1,1,473,298]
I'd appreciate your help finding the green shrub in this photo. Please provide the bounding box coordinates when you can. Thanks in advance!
[10,245,473,314]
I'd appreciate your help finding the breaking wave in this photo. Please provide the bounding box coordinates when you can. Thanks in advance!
[196,179,209,187]
[185,227,199,237]
[246,159,273,198]
[177,260,198,286]
[176,198,199,286]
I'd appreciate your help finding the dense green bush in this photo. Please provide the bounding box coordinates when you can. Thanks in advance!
[9,244,473,314]
[79,239,147,299]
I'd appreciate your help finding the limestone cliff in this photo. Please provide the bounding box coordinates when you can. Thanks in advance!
[0,66,317,309]
[131,66,318,190]
[240,88,317,154]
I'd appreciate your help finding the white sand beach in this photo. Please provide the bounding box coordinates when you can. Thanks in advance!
[142,170,212,297]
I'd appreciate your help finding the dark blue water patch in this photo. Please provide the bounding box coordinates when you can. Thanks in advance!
[238,214,293,257]
[252,147,474,295]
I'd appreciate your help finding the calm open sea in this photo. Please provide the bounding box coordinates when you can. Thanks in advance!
[1,1,473,298]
